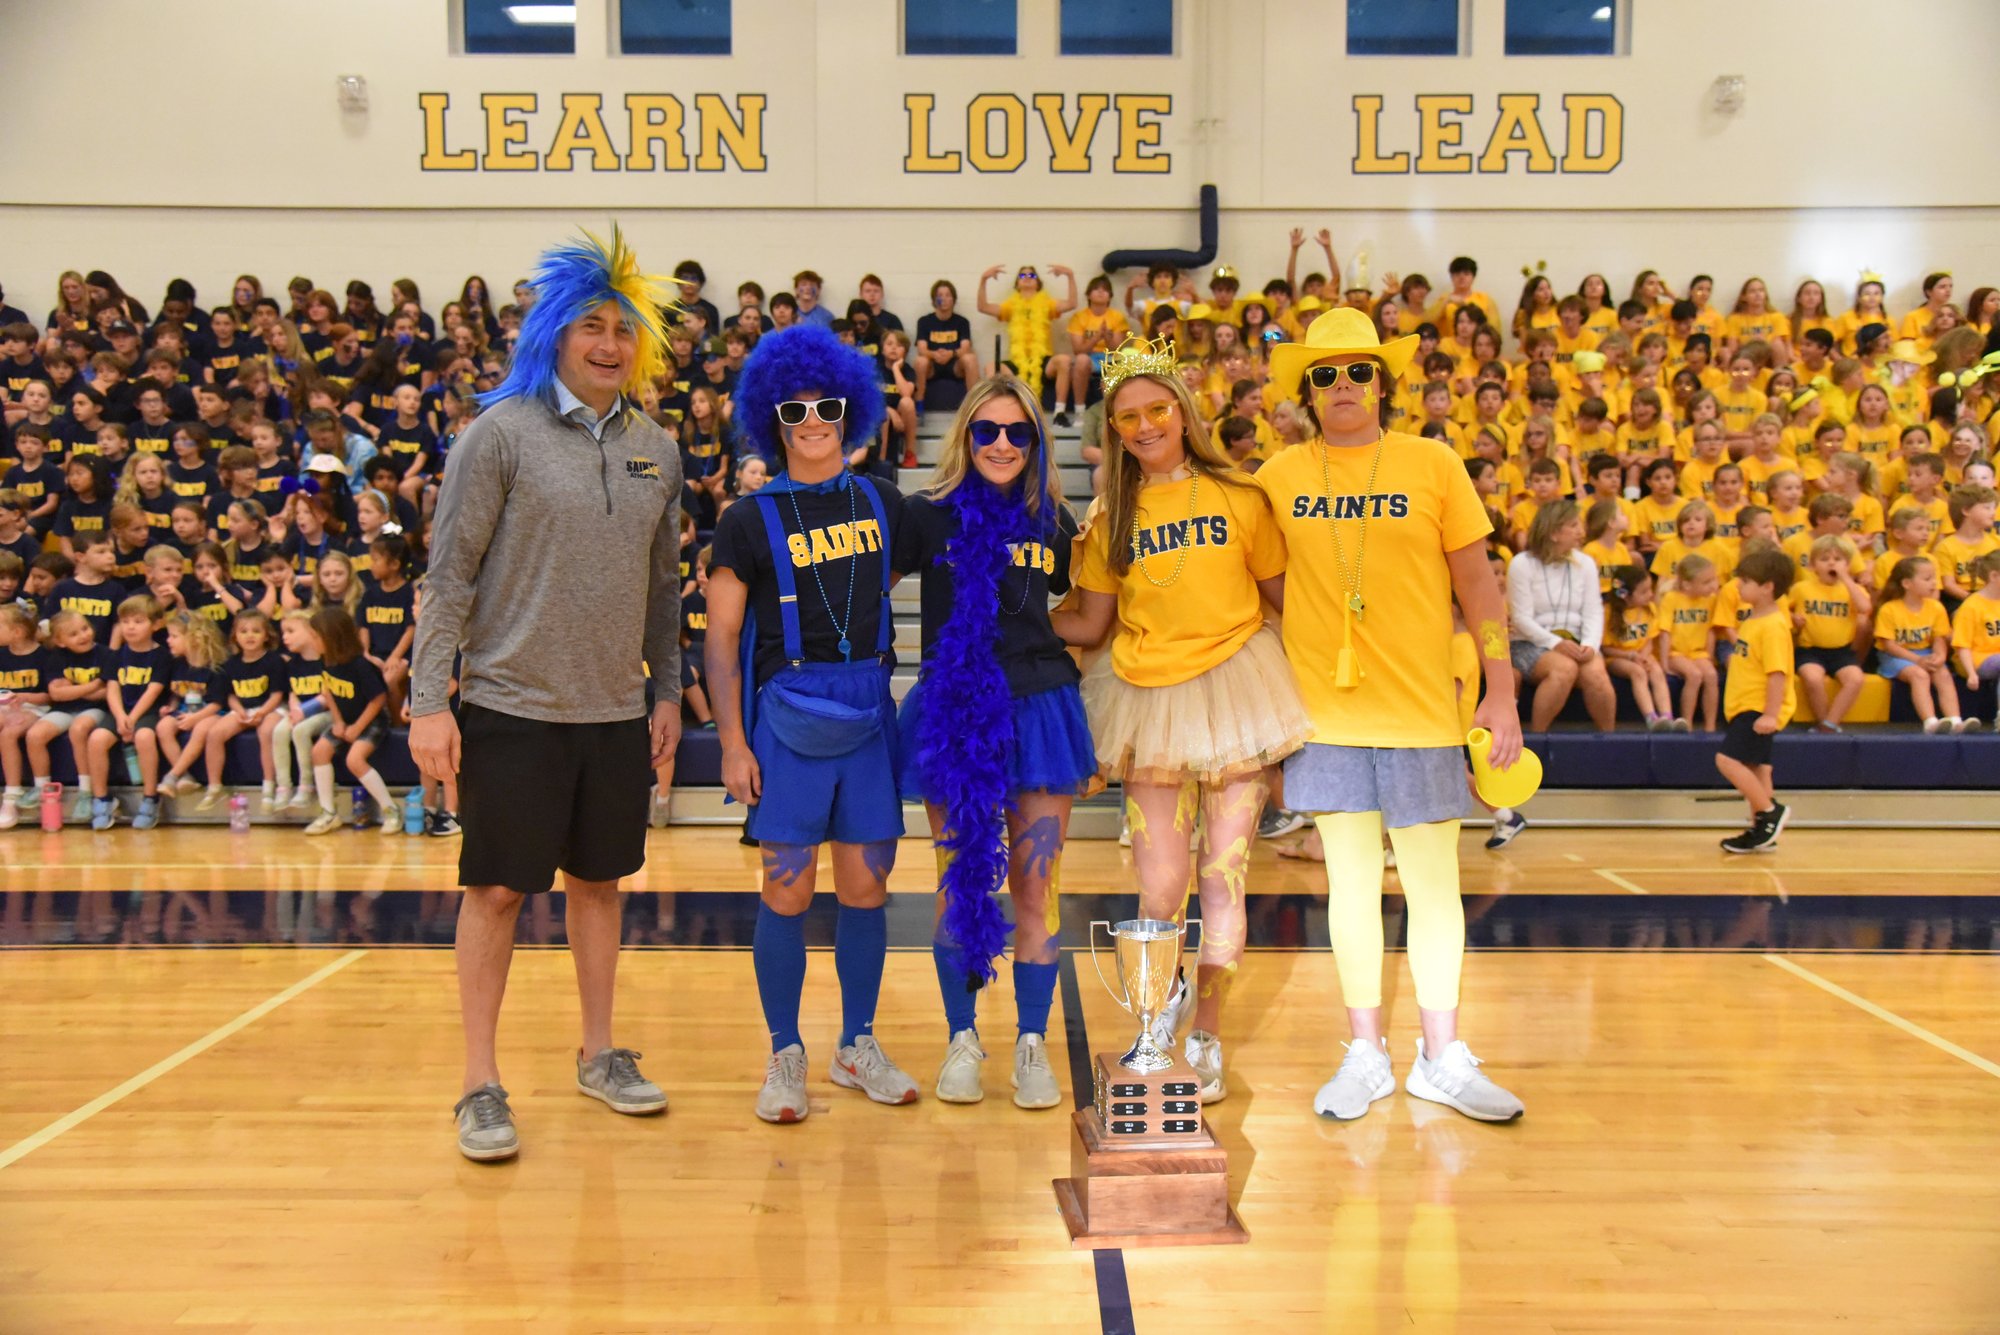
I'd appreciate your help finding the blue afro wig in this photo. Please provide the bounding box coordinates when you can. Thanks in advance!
[733,324,885,464]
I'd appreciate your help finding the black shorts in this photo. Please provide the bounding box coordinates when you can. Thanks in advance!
[457,703,651,895]
[1720,711,1775,767]
[1795,646,1857,675]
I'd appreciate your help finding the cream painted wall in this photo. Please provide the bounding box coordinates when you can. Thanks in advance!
[5,0,1997,335]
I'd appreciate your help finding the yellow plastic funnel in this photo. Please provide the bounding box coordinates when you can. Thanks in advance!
[1467,728,1542,809]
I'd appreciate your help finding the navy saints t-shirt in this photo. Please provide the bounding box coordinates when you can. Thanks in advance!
[110,642,174,713]
[54,645,112,698]
[681,587,708,654]
[53,494,113,542]
[46,576,120,643]
[164,659,215,713]
[222,651,280,709]
[285,654,325,705]
[322,655,386,727]
[166,460,220,505]
[357,579,416,659]
[375,420,436,477]
[892,493,1082,698]
[710,475,903,687]
[0,644,51,696]
[915,313,972,366]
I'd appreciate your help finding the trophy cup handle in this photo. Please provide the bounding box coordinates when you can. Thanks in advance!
[1087,920,1130,1011]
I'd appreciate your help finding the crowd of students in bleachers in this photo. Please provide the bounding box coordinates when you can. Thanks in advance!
[0,250,1994,833]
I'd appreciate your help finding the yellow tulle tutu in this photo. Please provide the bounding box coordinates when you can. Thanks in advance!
[1082,625,1313,786]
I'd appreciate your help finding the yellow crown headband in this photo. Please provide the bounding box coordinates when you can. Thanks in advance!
[1859,269,1885,287]
[1100,336,1180,394]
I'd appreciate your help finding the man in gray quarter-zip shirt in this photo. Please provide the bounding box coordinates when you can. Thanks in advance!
[409,231,684,1162]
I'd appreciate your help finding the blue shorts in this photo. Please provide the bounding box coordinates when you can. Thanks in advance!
[746,662,904,848]
[896,680,1096,804]
[1282,744,1469,829]
[1877,654,1931,680]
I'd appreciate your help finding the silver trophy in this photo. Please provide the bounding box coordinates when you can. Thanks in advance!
[1088,918,1199,1074]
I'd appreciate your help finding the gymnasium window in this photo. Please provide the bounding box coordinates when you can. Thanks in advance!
[1504,0,1621,56]
[461,0,576,55]
[1346,0,1461,57]
[903,0,1018,56]
[619,0,731,55]
[1059,0,1172,57]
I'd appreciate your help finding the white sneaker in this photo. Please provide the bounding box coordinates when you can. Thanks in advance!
[170,775,202,798]
[1313,1038,1395,1120]
[1923,717,1948,735]
[195,785,225,812]
[1185,1029,1226,1104]
[1405,1038,1524,1123]
[1012,1032,1061,1110]
[0,798,17,831]
[285,788,316,811]
[1951,716,1981,734]
[269,786,290,811]
[1485,808,1527,850]
[830,1034,919,1106]
[304,810,341,836]
[380,807,402,836]
[1148,972,1192,1051]
[935,1028,986,1104]
[755,1043,810,1124]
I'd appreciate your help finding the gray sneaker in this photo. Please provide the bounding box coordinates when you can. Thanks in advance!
[1149,972,1192,1051]
[756,1043,811,1124]
[454,1083,519,1161]
[1313,1038,1395,1120]
[1405,1039,1524,1123]
[1011,1032,1061,1110]
[576,1047,668,1115]
[935,1028,986,1104]
[830,1034,920,1106]
[1185,1029,1227,1104]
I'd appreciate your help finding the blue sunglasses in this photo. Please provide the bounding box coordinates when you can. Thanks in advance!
[969,420,1037,448]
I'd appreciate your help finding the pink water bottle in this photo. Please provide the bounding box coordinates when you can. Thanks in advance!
[229,792,251,834]
[39,782,63,832]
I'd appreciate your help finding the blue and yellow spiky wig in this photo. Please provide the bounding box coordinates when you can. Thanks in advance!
[481,224,674,411]
[733,324,886,465]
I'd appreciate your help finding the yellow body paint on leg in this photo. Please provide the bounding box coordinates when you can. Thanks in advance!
[1043,851,1063,937]
[1124,794,1150,846]
[1171,781,1199,834]
[1198,836,1252,904]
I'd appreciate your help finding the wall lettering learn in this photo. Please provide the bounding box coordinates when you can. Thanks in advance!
[418,91,768,172]
[1351,93,1622,174]
[904,92,1172,174]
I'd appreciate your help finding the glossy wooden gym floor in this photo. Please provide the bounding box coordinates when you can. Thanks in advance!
[4,828,1998,1331]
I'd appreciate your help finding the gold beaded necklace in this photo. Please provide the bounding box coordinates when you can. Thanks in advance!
[1317,433,1386,688]
[1129,467,1201,589]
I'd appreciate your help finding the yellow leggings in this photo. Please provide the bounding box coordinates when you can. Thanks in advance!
[1316,812,1464,1011]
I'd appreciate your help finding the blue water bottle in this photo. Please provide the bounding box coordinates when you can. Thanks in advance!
[351,785,369,829]
[404,787,427,835]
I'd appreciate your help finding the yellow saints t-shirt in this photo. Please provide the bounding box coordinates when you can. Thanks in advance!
[1873,546,1931,591]
[1257,432,1492,749]
[1782,530,1869,579]
[1789,575,1859,649]
[1582,537,1632,593]
[1716,385,1766,437]
[1632,493,1684,546]
[1652,536,1730,582]
[1075,472,1286,688]
[1605,602,1659,653]
[1724,610,1796,725]
[1933,531,2000,590]
[1874,597,1950,657]
[1726,310,1792,349]
[1659,589,1717,658]
[1769,504,1810,544]
[1950,592,2000,660]
[1066,306,1131,354]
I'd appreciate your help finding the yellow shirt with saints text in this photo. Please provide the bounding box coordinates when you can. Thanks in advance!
[1257,433,1492,749]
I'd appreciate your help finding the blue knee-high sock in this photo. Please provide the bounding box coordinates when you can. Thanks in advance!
[1014,959,1060,1038]
[754,903,807,1053]
[836,903,888,1049]
[933,941,979,1038]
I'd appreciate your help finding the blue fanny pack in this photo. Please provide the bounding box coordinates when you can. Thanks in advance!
[741,477,894,761]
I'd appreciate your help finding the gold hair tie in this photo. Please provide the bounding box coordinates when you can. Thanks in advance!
[1100,336,1179,394]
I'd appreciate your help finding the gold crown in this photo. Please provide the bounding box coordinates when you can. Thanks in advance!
[1859,268,1885,286]
[1100,336,1179,393]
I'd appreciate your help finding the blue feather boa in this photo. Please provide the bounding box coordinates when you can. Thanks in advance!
[917,478,1037,984]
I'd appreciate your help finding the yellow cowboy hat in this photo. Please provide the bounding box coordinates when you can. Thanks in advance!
[1269,305,1419,390]
[1885,338,1936,366]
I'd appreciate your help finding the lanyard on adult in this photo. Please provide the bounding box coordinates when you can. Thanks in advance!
[1317,435,1386,690]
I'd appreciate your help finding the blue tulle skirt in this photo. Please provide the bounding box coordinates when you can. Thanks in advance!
[897,680,1098,803]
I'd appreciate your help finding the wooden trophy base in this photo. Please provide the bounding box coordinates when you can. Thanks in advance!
[1051,1052,1249,1249]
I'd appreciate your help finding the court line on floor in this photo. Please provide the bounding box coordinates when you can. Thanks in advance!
[1594,869,1648,895]
[1058,951,1136,1335]
[0,948,367,1171]
[1763,954,2000,1079]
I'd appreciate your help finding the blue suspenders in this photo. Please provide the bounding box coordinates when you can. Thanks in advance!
[752,477,892,664]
